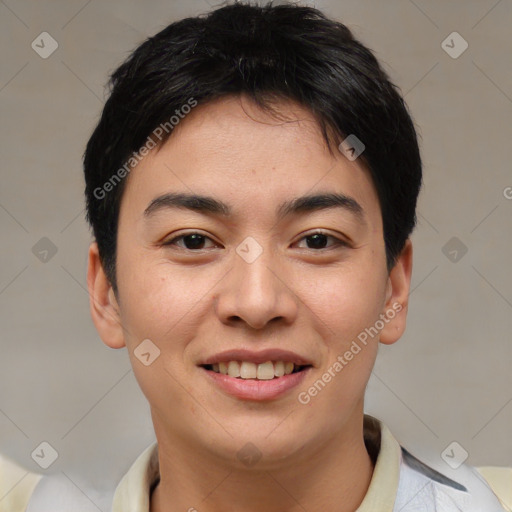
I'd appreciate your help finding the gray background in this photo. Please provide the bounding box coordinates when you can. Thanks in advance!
[1,0,511,509]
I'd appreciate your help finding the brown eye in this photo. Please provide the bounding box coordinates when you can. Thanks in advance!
[163,233,216,250]
[296,231,347,250]
[304,233,329,249]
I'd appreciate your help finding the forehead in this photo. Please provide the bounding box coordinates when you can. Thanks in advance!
[119,95,381,230]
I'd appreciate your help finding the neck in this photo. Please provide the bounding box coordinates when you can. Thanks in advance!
[150,411,375,512]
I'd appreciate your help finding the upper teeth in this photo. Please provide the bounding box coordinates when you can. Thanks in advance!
[212,361,296,380]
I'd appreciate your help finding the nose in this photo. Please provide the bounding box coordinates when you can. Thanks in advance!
[214,245,299,330]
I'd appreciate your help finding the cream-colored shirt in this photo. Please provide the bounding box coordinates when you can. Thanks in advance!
[2,415,511,511]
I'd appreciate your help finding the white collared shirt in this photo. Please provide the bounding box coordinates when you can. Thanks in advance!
[2,415,511,511]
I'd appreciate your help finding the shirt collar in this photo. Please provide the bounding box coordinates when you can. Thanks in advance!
[111,414,401,512]
[356,415,401,511]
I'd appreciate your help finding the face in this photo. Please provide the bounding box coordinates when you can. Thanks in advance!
[88,94,411,469]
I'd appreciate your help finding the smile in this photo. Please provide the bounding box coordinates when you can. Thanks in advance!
[200,362,312,401]
[204,360,310,380]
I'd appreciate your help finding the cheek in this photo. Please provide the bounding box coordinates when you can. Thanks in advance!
[115,258,207,416]
[303,263,386,344]
[119,270,195,344]
[296,263,385,408]
[299,270,382,420]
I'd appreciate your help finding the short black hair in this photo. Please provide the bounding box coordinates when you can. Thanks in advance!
[84,0,422,294]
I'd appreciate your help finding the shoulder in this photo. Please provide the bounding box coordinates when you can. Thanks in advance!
[475,466,512,511]
[394,447,511,511]
[1,451,114,512]
[0,452,42,512]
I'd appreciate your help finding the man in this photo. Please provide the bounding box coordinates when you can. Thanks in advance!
[1,2,510,511]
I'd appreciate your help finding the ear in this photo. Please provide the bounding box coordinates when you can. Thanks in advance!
[379,239,413,345]
[86,241,126,349]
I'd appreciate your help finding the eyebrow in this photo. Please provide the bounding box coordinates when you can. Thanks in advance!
[143,191,365,223]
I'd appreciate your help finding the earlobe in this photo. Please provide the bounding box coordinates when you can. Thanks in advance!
[379,239,413,346]
[87,242,126,349]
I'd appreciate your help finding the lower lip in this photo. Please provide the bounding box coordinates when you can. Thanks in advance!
[201,367,311,401]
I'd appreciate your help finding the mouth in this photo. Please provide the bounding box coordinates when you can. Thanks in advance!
[198,350,314,401]
[200,361,312,380]
[198,349,314,401]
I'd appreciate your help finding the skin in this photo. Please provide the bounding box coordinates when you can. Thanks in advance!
[87,94,413,512]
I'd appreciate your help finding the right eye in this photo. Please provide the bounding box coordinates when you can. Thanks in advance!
[162,232,219,251]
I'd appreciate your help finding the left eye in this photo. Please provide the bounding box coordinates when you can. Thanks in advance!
[295,232,345,250]
[163,231,345,251]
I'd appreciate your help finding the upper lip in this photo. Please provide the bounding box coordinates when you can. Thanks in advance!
[199,349,314,367]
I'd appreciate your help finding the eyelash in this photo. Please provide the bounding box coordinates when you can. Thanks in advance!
[162,230,349,251]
